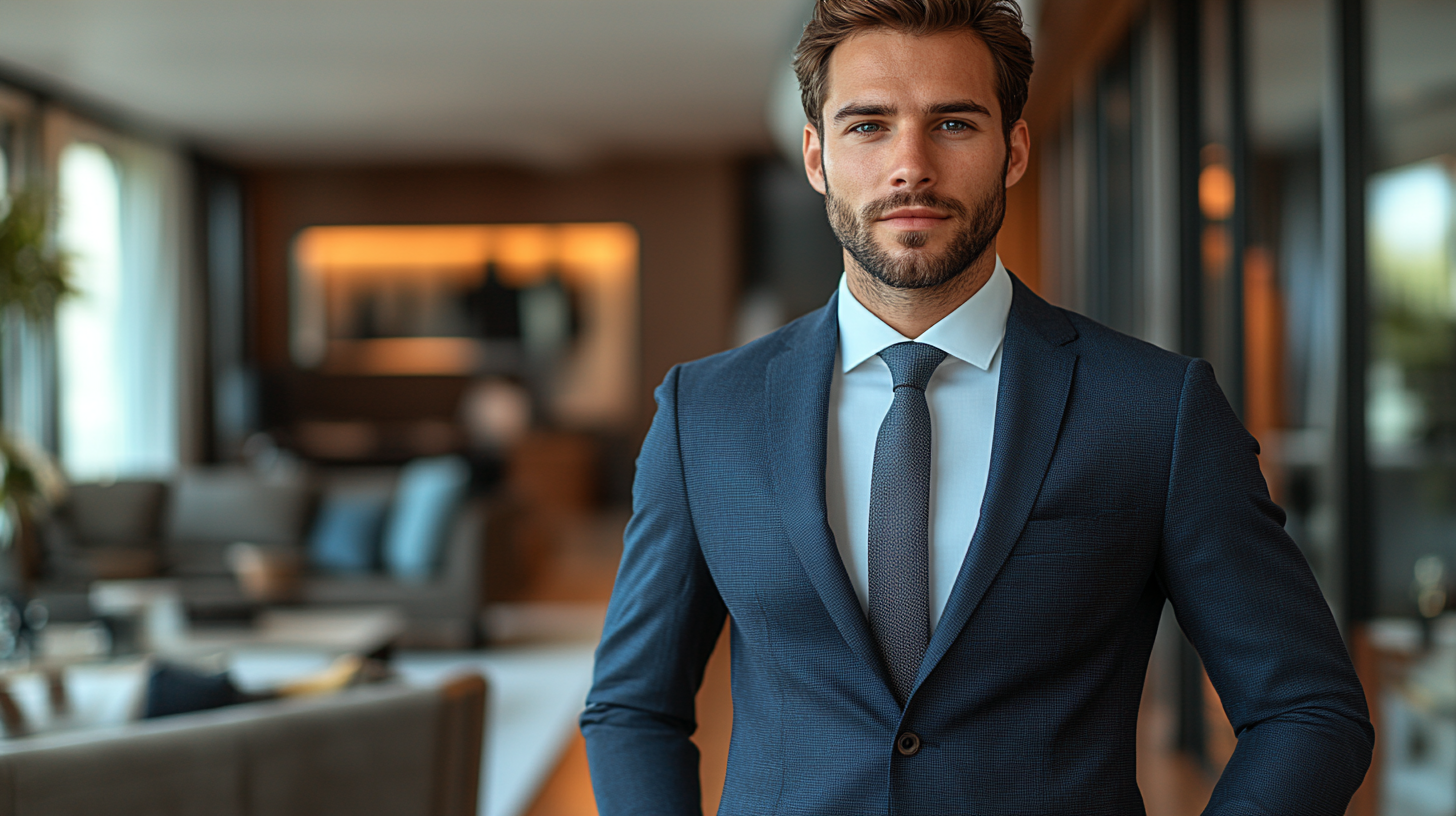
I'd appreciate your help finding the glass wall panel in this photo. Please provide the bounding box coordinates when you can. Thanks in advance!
[1367,1,1456,813]
[1198,0,1241,400]
[1090,42,1142,336]
[1043,14,1177,346]
[1245,0,1340,606]
[1368,0,1456,610]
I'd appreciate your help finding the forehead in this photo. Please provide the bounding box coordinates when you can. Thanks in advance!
[823,28,1000,117]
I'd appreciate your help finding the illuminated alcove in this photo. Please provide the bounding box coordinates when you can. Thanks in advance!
[290,223,639,431]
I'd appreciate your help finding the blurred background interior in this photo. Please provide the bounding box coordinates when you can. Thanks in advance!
[0,0,1451,814]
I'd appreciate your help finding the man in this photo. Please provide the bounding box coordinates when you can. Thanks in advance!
[581,0,1373,813]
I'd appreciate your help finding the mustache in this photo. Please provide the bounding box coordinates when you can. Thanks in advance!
[861,191,969,221]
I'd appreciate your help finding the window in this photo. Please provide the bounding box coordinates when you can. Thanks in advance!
[56,143,124,479]
[55,138,184,479]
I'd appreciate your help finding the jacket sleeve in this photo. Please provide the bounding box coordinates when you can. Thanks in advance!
[1158,359,1373,815]
[579,365,728,816]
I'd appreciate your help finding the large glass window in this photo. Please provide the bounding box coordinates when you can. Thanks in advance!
[1368,0,1456,616]
[55,138,184,480]
[56,143,125,479]
[1365,1,1456,813]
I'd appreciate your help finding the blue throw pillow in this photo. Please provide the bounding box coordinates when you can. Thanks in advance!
[309,494,388,574]
[382,456,471,581]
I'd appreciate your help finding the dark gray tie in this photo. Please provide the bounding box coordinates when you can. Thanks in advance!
[868,341,947,707]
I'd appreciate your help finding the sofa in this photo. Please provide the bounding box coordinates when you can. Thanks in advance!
[0,676,486,816]
[40,462,485,648]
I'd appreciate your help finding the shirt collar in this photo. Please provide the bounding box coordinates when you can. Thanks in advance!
[837,256,1012,374]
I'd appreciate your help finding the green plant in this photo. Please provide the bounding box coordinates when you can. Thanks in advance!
[0,186,74,323]
[0,186,74,534]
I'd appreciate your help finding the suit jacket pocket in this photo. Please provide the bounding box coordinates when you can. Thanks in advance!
[1013,509,1154,558]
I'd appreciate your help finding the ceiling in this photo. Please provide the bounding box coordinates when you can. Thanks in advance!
[0,0,814,166]
[1247,0,1456,159]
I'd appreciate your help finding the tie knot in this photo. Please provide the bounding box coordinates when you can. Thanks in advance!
[878,342,947,391]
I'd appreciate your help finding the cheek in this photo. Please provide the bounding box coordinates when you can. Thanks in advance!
[944,146,1006,196]
[822,148,882,199]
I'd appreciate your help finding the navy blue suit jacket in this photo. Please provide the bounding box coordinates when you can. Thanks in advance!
[582,277,1372,815]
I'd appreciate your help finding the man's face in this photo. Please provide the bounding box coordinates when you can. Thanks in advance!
[803,28,1030,290]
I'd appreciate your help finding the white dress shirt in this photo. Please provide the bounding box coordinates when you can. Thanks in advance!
[825,257,1012,631]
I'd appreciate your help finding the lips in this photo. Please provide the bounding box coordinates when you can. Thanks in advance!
[877,207,951,230]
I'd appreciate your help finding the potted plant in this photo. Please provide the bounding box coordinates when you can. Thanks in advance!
[0,185,74,591]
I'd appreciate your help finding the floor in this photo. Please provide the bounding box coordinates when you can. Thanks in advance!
[506,510,1216,816]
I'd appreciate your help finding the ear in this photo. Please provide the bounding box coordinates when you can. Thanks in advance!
[1004,119,1031,189]
[803,123,827,195]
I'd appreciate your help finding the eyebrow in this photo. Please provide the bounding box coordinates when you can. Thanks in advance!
[832,99,992,124]
[833,103,896,123]
[927,100,991,117]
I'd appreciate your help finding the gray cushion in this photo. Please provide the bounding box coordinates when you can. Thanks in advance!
[62,481,168,546]
[164,469,314,576]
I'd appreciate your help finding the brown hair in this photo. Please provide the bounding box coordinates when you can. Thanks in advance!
[793,0,1034,141]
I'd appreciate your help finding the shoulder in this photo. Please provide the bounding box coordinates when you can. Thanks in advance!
[1009,275,1192,391]
[1063,311,1191,383]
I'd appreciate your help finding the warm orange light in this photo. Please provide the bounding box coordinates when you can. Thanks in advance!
[292,222,639,375]
[295,223,638,286]
[1199,163,1236,221]
[493,225,557,286]
[296,226,492,272]
[324,337,484,375]
[1202,223,1232,277]
[558,223,639,284]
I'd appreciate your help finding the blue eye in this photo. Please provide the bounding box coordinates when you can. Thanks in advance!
[850,123,882,134]
[940,120,970,132]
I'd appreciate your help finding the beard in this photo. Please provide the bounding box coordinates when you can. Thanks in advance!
[826,172,1006,290]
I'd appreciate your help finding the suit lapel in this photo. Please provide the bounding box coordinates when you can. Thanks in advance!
[766,293,892,687]
[912,277,1079,695]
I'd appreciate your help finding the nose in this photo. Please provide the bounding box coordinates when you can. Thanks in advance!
[889,130,935,190]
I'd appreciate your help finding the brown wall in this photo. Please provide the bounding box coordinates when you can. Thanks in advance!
[246,158,743,432]
[998,151,1041,294]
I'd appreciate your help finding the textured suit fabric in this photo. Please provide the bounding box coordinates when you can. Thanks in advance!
[581,276,1373,816]
[868,342,946,706]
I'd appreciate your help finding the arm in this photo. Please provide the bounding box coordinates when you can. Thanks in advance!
[1159,360,1373,816]
[580,365,728,816]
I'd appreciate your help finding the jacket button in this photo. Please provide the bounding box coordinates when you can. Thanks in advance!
[896,731,921,756]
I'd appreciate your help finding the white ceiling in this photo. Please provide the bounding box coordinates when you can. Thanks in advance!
[0,0,813,165]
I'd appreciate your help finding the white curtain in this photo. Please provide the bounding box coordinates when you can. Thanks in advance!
[56,137,189,481]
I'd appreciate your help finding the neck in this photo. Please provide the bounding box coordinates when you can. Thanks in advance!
[844,249,997,339]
